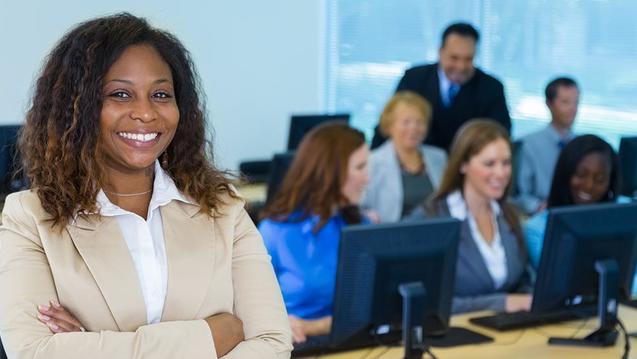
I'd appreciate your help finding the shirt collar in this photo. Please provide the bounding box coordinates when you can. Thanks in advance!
[446,190,501,221]
[438,65,453,95]
[96,160,195,217]
[546,124,574,143]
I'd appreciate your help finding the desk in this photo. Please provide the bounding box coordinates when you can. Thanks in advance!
[310,305,637,358]
[236,183,268,224]
[236,182,267,204]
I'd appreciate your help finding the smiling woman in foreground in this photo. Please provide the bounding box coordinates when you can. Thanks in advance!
[0,13,291,358]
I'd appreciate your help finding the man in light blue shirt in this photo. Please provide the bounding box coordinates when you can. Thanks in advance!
[515,77,579,214]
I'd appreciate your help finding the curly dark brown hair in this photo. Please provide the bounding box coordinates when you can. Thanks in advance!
[19,12,237,228]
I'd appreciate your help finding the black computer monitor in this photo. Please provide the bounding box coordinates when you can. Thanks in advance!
[532,202,637,313]
[329,218,461,350]
[530,202,637,346]
[265,151,295,204]
[619,136,637,197]
[287,114,349,151]
[0,125,25,196]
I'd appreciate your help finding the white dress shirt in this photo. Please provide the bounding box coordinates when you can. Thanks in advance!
[447,190,507,289]
[96,160,194,324]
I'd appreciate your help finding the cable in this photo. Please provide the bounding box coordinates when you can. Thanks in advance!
[617,319,630,359]
[423,346,439,359]
[369,346,391,359]
[490,328,527,346]
[531,316,591,339]
[356,347,376,359]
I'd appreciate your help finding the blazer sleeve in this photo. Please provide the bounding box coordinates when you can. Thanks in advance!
[0,194,216,359]
[486,80,511,132]
[223,206,292,358]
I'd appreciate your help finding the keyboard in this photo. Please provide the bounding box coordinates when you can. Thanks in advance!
[469,307,597,331]
[292,335,331,357]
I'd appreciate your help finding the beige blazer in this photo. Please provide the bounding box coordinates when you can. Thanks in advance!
[0,190,292,359]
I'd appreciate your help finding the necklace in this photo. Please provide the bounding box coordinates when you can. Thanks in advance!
[103,189,152,197]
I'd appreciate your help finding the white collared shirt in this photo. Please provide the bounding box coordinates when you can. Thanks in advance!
[96,160,194,324]
[446,190,507,289]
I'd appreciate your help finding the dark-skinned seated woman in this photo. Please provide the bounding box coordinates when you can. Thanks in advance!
[258,123,370,344]
[0,13,291,359]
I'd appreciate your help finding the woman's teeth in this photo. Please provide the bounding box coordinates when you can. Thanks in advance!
[118,132,158,142]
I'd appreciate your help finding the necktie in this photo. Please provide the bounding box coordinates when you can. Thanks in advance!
[558,139,567,149]
[447,84,460,107]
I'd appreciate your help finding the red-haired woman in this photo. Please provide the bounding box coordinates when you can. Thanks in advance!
[259,123,370,343]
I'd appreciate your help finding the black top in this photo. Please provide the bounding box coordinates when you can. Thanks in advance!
[400,168,433,218]
[372,63,511,152]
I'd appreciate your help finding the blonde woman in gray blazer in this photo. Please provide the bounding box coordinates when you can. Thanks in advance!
[363,92,447,222]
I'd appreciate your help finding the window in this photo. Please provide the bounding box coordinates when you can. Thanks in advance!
[326,0,637,146]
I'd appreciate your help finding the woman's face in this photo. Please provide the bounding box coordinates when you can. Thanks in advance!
[570,152,611,205]
[388,102,428,150]
[99,44,179,175]
[462,138,511,201]
[341,144,370,205]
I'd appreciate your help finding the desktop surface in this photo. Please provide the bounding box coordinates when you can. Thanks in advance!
[300,304,637,359]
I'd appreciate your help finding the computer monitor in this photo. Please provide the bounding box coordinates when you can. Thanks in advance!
[329,218,461,350]
[619,136,637,197]
[532,202,637,313]
[287,114,349,151]
[0,125,26,196]
[531,202,637,346]
[265,151,295,204]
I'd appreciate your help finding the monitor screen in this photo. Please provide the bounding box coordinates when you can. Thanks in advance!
[0,125,24,195]
[330,218,460,348]
[287,114,350,151]
[265,151,295,204]
[619,136,637,197]
[532,202,637,313]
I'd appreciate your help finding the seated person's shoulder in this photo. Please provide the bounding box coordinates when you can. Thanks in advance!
[422,144,447,161]
[520,128,549,152]
[402,63,436,78]
[524,211,548,230]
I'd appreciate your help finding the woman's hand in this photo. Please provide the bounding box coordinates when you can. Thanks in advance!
[505,294,533,313]
[288,315,332,343]
[205,313,245,356]
[37,299,86,333]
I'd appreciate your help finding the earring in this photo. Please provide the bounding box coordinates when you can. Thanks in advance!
[161,152,168,168]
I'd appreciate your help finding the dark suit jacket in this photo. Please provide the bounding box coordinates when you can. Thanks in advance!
[407,198,530,314]
[372,63,511,151]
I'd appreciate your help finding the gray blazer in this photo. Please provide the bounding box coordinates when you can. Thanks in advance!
[362,140,447,223]
[408,199,530,314]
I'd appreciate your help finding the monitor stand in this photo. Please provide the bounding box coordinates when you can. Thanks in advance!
[399,282,427,359]
[548,259,619,347]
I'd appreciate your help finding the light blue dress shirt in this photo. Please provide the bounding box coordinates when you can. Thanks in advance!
[515,125,574,214]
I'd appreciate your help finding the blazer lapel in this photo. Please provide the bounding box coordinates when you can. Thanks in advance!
[67,215,147,331]
[457,221,496,290]
[160,201,216,321]
[497,217,521,290]
[431,64,443,106]
[438,200,495,290]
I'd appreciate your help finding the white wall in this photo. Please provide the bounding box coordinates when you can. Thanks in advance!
[0,0,325,170]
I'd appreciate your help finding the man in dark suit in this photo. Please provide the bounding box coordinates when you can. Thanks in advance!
[372,23,511,151]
